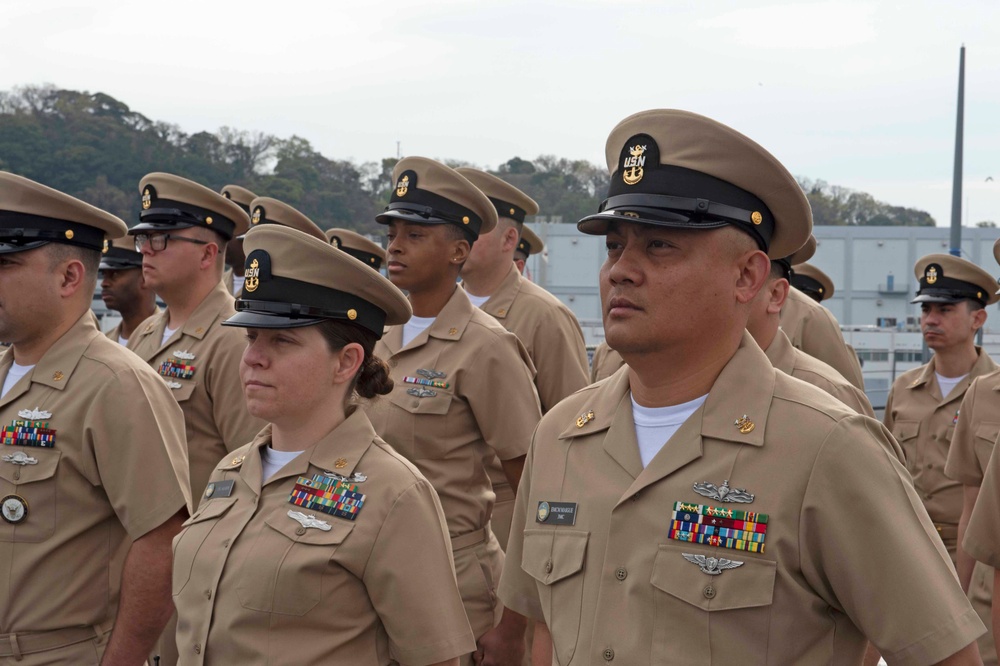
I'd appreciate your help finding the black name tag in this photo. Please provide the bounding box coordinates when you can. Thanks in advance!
[536,501,577,525]
[204,479,235,499]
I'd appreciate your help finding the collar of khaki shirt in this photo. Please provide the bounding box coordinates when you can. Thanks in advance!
[0,311,98,407]
[235,408,379,494]
[381,286,475,356]
[905,346,998,402]
[134,281,235,352]
[556,332,773,487]
[762,328,797,375]
[462,263,522,320]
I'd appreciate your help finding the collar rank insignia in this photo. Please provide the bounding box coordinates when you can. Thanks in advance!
[407,387,437,398]
[576,410,595,428]
[682,553,744,576]
[17,408,52,420]
[670,501,768,554]
[404,376,450,389]
[172,350,196,361]
[693,479,754,503]
[289,473,366,521]
[734,414,755,434]
[2,452,37,465]
[158,359,196,380]
[416,368,447,380]
[288,510,332,531]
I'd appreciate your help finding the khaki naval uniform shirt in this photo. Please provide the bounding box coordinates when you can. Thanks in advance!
[589,341,624,383]
[466,264,588,550]
[0,313,189,664]
[944,370,1000,665]
[173,411,475,666]
[884,349,998,559]
[499,333,982,666]
[367,287,542,640]
[128,282,264,499]
[764,329,875,418]
[780,287,865,390]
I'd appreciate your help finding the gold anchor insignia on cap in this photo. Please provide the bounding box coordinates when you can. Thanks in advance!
[734,414,755,434]
[926,266,938,284]
[142,188,152,210]
[251,207,262,225]
[576,410,595,428]
[396,175,409,197]
[102,240,109,253]
[331,237,340,248]
[622,211,640,218]
[751,211,763,225]
[622,144,646,185]
[335,458,348,469]
[244,258,260,293]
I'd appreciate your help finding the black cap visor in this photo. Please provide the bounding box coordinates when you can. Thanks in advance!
[911,291,977,305]
[129,220,196,234]
[223,308,326,329]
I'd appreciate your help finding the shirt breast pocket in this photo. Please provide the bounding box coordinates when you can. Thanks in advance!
[650,544,776,665]
[521,529,588,666]
[165,380,197,403]
[974,422,1000,473]
[172,497,237,596]
[891,420,920,469]
[0,449,61,542]
[237,507,355,616]
[385,388,454,459]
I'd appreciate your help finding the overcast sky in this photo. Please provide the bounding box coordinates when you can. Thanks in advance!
[4,0,999,227]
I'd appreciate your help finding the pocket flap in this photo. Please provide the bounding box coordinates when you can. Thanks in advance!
[521,528,588,585]
[183,497,237,527]
[265,507,355,546]
[650,545,775,611]
[974,422,1000,443]
[164,379,197,402]
[388,388,453,415]
[892,420,920,442]
[0,449,60,484]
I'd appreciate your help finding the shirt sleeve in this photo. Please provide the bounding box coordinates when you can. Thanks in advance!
[365,478,477,665]
[964,438,1000,568]
[206,329,265,453]
[86,364,191,537]
[799,415,984,665]
[945,384,986,485]
[529,308,589,413]
[467,329,542,461]
[800,310,865,390]
[883,386,896,432]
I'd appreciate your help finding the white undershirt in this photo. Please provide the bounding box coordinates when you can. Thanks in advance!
[117,335,129,347]
[260,446,305,482]
[2,362,34,399]
[161,325,178,347]
[936,372,968,400]
[232,276,245,296]
[631,393,708,468]
[466,293,491,308]
[402,316,435,347]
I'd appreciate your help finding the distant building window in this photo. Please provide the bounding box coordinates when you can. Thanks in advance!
[866,378,889,390]
[856,350,889,362]
[893,351,923,363]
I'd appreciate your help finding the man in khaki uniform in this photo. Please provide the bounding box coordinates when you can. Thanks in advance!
[99,236,157,344]
[326,227,387,270]
[589,341,624,383]
[457,167,589,552]
[749,255,875,417]
[0,172,190,664]
[366,157,542,665]
[884,253,999,563]
[499,109,983,665]
[219,184,256,296]
[128,173,264,500]
[513,224,542,276]
[791,261,835,302]
[963,418,1000,649]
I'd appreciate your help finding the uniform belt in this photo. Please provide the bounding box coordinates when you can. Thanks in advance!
[0,621,112,659]
[451,525,490,551]
[934,522,958,541]
[493,484,516,503]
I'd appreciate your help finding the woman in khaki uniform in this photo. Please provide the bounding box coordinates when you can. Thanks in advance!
[172,225,476,666]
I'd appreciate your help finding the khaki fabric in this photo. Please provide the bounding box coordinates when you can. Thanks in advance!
[499,333,983,666]
[221,266,235,296]
[884,348,998,562]
[944,371,1000,666]
[366,287,541,638]
[128,282,264,499]
[0,313,189,647]
[466,265,588,550]
[104,321,123,343]
[173,410,476,665]
[781,287,865,390]
[764,329,875,418]
[590,341,625,383]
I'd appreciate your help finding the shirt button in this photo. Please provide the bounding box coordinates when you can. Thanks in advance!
[194,643,201,654]
[925,463,933,469]
[13,469,20,481]
[615,567,627,581]
[704,585,716,599]
[222,539,230,548]
[295,526,306,536]
[603,647,615,661]
[204,589,212,600]
[544,559,553,574]
[632,493,640,502]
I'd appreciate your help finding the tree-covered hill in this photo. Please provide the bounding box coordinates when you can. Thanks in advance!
[0,85,935,231]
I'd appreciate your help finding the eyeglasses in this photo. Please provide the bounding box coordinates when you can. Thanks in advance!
[134,233,210,253]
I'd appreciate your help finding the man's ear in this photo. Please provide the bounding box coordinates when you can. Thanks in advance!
[734,250,771,305]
